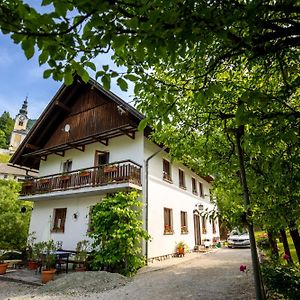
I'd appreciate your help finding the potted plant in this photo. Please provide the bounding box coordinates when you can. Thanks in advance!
[0,253,9,275]
[28,241,45,270]
[74,240,90,271]
[41,240,56,284]
[177,241,186,257]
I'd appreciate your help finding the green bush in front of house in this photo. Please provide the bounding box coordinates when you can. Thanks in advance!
[261,261,300,299]
[0,179,32,251]
[88,190,150,276]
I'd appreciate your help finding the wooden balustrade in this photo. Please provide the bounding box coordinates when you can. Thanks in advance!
[21,160,142,196]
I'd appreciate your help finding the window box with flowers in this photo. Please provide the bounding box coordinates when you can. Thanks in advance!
[181,226,189,234]
[79,171,91,177]
[164,225,173,235]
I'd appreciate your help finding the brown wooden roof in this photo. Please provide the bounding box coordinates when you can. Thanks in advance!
[10,77,147,170]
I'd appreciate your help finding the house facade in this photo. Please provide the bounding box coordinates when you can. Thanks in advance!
[10,78,219,260]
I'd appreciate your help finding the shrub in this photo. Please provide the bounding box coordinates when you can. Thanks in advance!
[261,261,300,299]
[88,190,150,276]
[256,237,270,251]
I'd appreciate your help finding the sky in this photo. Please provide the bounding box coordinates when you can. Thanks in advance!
[0,33,133,121]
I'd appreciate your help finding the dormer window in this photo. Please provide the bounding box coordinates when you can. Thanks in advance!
[163,159,172,182]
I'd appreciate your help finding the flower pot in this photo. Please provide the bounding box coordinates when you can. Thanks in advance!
[177,247,185,257]
[0,263,9,275]
[41,269,56,284]
[27,261,38,270]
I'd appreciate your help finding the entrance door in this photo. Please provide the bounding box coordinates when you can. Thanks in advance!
[194,212,201,246]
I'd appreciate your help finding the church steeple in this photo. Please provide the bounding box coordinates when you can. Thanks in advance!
[19,96,28,117]
[9,97,30,154]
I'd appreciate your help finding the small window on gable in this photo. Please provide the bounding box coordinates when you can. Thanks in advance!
[52,208,67,233]
[199,182,204,198]
[19,121,24,126]
[163,159,172,182]
[179,169,186,189]
[62,160,72,173]
[192,178,197,195]
[164,207,173,234]
[180,211,188,234]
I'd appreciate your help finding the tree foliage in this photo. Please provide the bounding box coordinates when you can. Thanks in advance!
[88,191,150,276]
[1,0,300,257]
[0,111,14,149]
[0,179,32,250]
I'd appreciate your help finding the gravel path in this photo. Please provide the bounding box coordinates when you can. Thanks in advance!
[0,248,255,300]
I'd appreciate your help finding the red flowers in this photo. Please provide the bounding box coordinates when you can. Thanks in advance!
[283,253,290,260]
[240,265,247,272]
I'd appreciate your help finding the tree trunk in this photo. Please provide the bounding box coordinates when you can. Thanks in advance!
[267,230,278,258]
[289,224,300,264]
[235,126,266,300]
[280,228,293,264]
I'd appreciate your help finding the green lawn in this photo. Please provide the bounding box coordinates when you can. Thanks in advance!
[255,230,298,264]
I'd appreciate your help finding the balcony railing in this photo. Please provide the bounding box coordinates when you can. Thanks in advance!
[21,160,142,196]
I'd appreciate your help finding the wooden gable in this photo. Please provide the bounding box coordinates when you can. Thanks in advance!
[10,77,145,170]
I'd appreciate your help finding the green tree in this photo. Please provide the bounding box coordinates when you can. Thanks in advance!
[0,111,14,149]
[88,190,150,276]
[0,179,32,250]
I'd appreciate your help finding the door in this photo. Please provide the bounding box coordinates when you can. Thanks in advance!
[194,212,201,246]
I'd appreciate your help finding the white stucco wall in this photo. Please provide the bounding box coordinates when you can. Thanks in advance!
[38,132,144,177]
[144,140,219,258]
[29,194,104,250]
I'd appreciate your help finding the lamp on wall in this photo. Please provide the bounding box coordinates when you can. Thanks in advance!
[73,211,79,220]
[195,203,204,211]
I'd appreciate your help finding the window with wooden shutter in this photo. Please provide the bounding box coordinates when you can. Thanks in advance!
[164,208,173,234]
[212,220,217,234]
[192,178,197,195]
[94,151,109,166]
[163,159,172,182]
[202,216,207,234]
[180,211,188,234]
[52,208,67,233]
[62,160,72,173]
[179,169,186,189]
[199,182,204,197]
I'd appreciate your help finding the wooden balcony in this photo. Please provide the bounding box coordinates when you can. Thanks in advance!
[21,160,142,196]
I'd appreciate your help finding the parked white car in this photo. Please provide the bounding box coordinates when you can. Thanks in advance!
[227,230,250,248]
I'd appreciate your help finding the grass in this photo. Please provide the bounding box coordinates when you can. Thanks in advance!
[255,230,298,263]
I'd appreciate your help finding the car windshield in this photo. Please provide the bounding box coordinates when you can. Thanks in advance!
[230,230,248,236]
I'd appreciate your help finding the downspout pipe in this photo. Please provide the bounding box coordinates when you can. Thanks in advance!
[145,146,167,263]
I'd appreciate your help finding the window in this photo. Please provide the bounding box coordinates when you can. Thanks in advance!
[192,178,197,195]
[201,216,207,234]
[212,220,217,234]
[95,151,109,166]
[163,159,172,182]
[52,208,67,233]
[180,211,188,234]
[199,182,204,197]
[62,160,72,173]
[19,121,24,126]
[178,169,186,189]
[164,208,173,234]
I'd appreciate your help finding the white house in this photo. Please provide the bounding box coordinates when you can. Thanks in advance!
[10,77,219,260]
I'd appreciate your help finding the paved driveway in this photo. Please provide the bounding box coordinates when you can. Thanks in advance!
[1,248,255,300]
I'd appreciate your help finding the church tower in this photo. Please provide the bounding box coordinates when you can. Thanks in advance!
[9,97,29,154]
